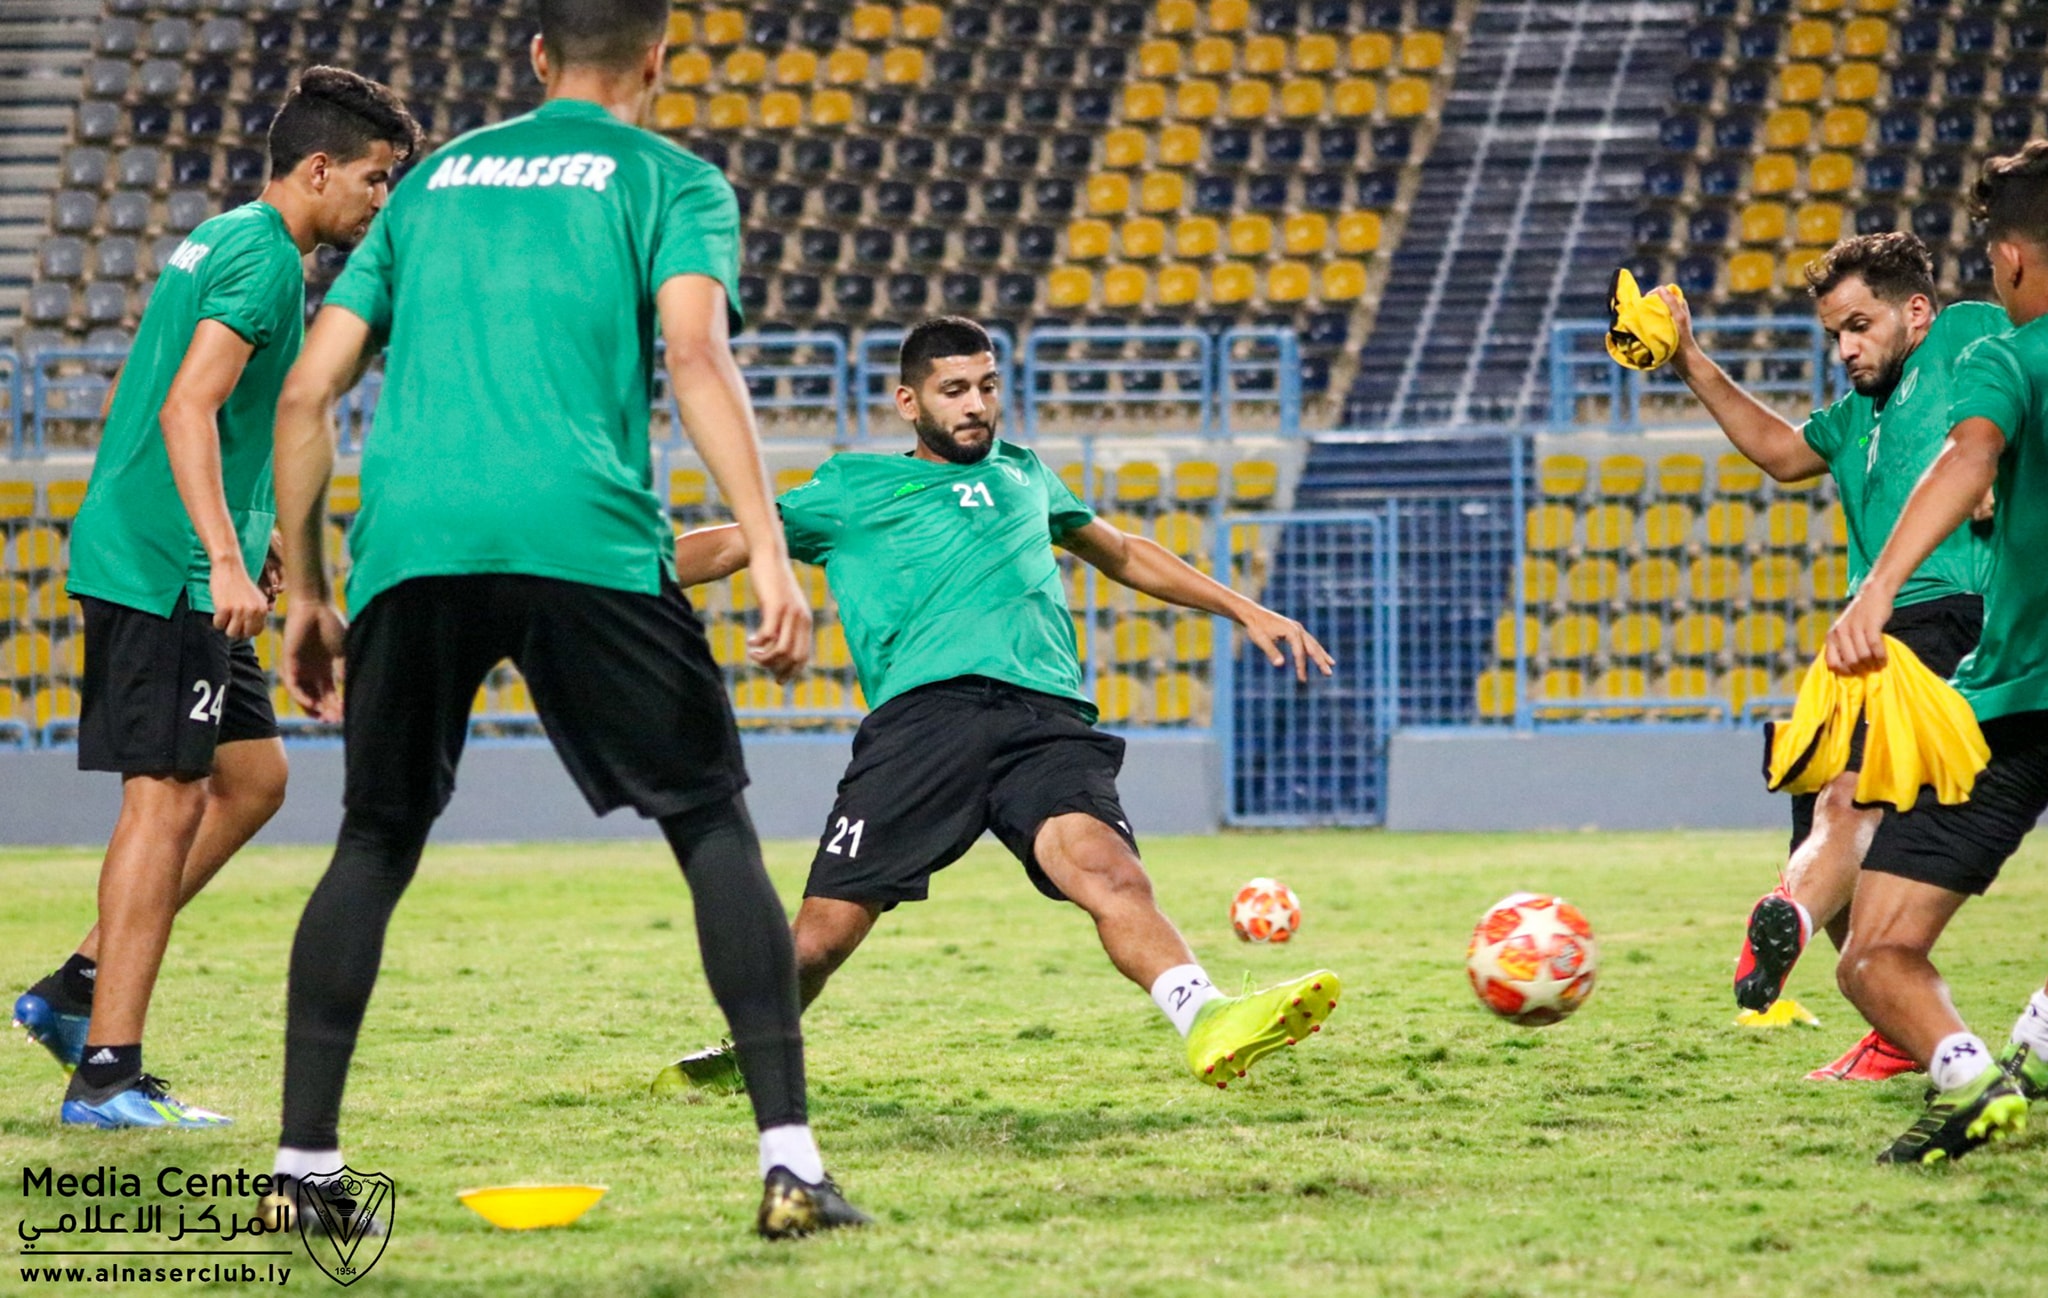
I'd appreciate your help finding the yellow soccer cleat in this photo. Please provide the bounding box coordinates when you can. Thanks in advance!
[1734,997,1820,1030]
[1186,970,1341,1090]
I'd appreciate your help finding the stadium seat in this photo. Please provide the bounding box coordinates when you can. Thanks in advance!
[1704,501,1752,549]
[1048,267,1093,309]
[1787,18,1833,58]
[1582,504,1634,555]
[1174,460,1222,504]
[1688,556,1740,604]
[1318,260,1367,302]
[1538,455,1588,498]
[1564,558,1619,606]
[1525,504,1574,554]
[1546,613,1600,662]
[1608,613,1662,659]
[1669,613,1726,660]
[1066,219,1112,262]
[1751,154,1797,196]
[1795,202,1843,246]
[1794,610,1831,657]
[1808,153,1854,195]
[1762,109,1810,151]
[1534,669,1587,718]
[1740,202,1788,245]
[1625,558,1681,607]
[1657,456,1707,498]
[1778,62,1825,103]
[1813,553,1850,602]
[1750,556,1800,605]
[1596,455,1647,498]
[1333,78,1378,119]
[1717,454,1766,495]
[1728,251,1776,295]
[1821,107,1869,150]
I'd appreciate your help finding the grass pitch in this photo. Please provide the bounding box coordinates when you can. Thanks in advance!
[3,830,2045,1297]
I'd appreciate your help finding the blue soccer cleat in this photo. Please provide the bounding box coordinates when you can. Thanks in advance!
[13,989,90,1073]
[60,1073,232,1130]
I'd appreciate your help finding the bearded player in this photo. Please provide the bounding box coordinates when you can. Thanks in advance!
[653,316,1342,1100]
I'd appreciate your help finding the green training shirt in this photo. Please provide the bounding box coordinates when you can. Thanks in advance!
[68,201,302,617]
[1800,300,2005,609]
[324,98,742,613]
[1946,313,2048,721]
[778,440,1098,717]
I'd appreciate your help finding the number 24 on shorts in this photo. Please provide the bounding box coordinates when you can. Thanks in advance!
[189,679,226,725]
[825,816,865,858]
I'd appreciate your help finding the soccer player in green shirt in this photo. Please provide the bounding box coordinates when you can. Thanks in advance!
[1826,144,2048,1163]
[653,317,1343,1101]
[262,0,863,1239]
[1654,234,2000,1081]
[12,70,418,1131]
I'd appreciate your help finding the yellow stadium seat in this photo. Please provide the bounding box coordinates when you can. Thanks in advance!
[1244,35,1288,76]
[773,49,818,86]
[1112,617,1157,665]
[1539,454,1587,497]
[728,567,755,612]
[1175,460,1222,503]
[1783,246,1824,291]
[665,12,693,45]
[1820,107,1869,150]
[45,480,87,520]
[1226,80,1272,120]
[810,89,854,127]
[900,3,943,40]
[1547,613,1600,661]
[758,91,802,129]
[1140,172,1185,214]
[721,48,766,86]
[1525,503,1575,554]
[1087,173,1132,216]
[815,622,852,670]
[706,93,748,130]
[1823,502,1846,547]
[1670,613,1726,659]
[1154,512,1203,556]
[1656,454,1705,496]
[1565,558,1619,606]
[731,677,782,717]
[1058,461,1102,503]
[850,3,894,42]
[1583,504,1634,554]
[1349,31,1394,72]
[652,92,697,131]
[1854,0,1896,11]
[669,467,709,512]
[0,482,33,520]
[824,48,870,85]
[1788,19,1834,59]
[1689,556,1741,603]
[1067,219,1112,262]
[1140,39,1184,79]
[1740,201,1788,245]
[1813,554,1850,601]
[1832,61,1880,103]
[1154,672,1204,725]
[1795,611,1831,656]
[1230,459,1278,504]
[1209,263,1256,305]
[1751,556,1801,604]
[1048,267,1094,310]
[1265,261,1311,304]
[1157,0,1199,34]
[668,49,711,87]
[1333,78,1378,119]
[330,474,361,513]
[0,577,27,622]
[28,576,68,623]
[1751,153,1797,196]
[1157,124,1203,168]
[881,47,925,84]
[706,620,748,664]
[1521,557,1561,605]
[1121,218,1168,260]
[1594,669,1650,709]
[1728,251,1776,295]
[1336,210,1383,255]
[0,631,52,679]
[1281,212,1329,257]
[1156,263,1201,306]
[1733,612,1789,658]
[1808,153,1854,195]
[1319,260,1368,301]
[11,526,61,571]
[1387,77,1432,118]
[31,685,79,729]
[1626,557,1682,606]
[1495,611,1538,661]
[1536,669,1587,717]
[1475,668,1518,719]
[1777,475,1823,497]
[1103,266,1148,309]
[1174,217,1221,261]
[1103,127,1147,170]
[1642,502,1694,551]
[1184,37,1232,81]
[1659,668,1715,706]
[1294,34,1339,73]
[773,467,814,495]
[1718,453,1766,495]
[1778,62,1824,104]
[1704,500,1752,548]
[1763,108,1811,152]
[1209,0,1250,33]
[702,8,745,46]
[1280,79,1326,119]
[1228,214,1274,257]
[1176,80,1222,120]
[1095,672,1140,724]
[1723,667,1774,718]
[1597,454,1647,497]
[1608,612,1662,658]
[1124,81,1169,122]
[1401,30,1445,71]
[1795,202,1843,246]
[1841,18,1888,58]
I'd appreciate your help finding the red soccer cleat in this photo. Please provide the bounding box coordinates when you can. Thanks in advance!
[1806,1030,1923,1082]
[1733,887,1811,1013]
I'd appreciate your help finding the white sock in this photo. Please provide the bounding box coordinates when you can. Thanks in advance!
[1928,1032,1995,1093]
[1150,964,1222,1038]
[273,1148,343,1184]
[1789,898,1814,944]
[2013,990,2048,1055]
[758,1124,824,1183]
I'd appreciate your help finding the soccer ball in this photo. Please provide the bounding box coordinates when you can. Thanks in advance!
[1465,892,1597,1026]
[1231,878,1302,943]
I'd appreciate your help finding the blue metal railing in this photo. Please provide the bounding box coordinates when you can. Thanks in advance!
[1549,316,1843,428]
[0,350,21,459]
[26,349,125,455]
[1020,327,1214,438]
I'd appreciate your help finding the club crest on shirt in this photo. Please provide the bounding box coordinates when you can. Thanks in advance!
[998,462,1029,486]
[1895,368,1920,408]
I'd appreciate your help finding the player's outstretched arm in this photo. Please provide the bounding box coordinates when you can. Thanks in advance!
[1060,519,1334,682]
[1828,417,2004,674]
[272,304,373,721]
[658,275,810,682]
[1655,287,1828,482]
[162,319,269,639]
[674,523,751,586]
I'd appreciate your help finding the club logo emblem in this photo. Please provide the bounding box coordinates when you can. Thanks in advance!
[296,1168,393,1286]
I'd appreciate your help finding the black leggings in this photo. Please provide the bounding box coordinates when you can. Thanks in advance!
[280,796,807,1149]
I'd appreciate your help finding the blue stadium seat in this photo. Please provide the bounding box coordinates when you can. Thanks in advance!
[1643,159,1685,199]
[1992,105,2037,146]
[745,229,785,269]
[406,101,434,135]
[871,182,913,219]
[1195,175,1237,214]
[1699,0,1738,15]
[1015,225,1056,264]
[1371,125,1412,162]
[172,148,211,186]
[1634,208,1673,246]
[1736,24,1779,61]
[1019,89,1061,125]
[781,275,821,315]
[1357,170,1400,207]
[865,93,904,130]
[893,136,935,173]
[452,18,492,53]
[851,227,893,267]
[1299,355,1330,396]
[914,94,955,130]
[1316,126,1358,166]
[404,18,442,52]
[1628,255,1662,292]
[740,139,780,179]
[1954,16,1996,55]
[1934,106,1977,147]
[1070,89,1113,126]
[999,134,1040,172]
[251,58,291,95]
[2004,63,2045,98]
[1660,115,1700,151]
[1034,46,1078,82]
[1301,172,1343,210]
[963,225,1003,263]
[1685,25,1725,61]
[928,181,969,219]
[843,136,884,176]
[450,101,491,139]
[1263,128,1305,167]
[254,17,290,51]
[1865,155,1909,194]
[947,136,987,173]
[1307,0,1348,27]
[799,9,840,45]
[1364,3,1404,29]
[1673,67,1714,106]
[1417,0,1455,26]
[1258,0,1299,33]
[1698,159,1740,199]
[981,50,1023,85]
[1688,206,1730,244]
[1088,46,1127,82]
[1751,0,1790,16]
[1304,310,1349,350]
[695,140,731,172]
[2016,20,2048,53]
[1001,4,1041,41]
[1055,5,1094,40]
[996,273,1036,311]
[1945,65,1986,100]
[410,60,448,95]
[192,59,230,97]
[1854,205,1894,236]
[1911,202,1954,244]
[887,273,928,313]
[932,48,973,87]
[1676,254,1717,298]
[766,183,807,220]
[1725,67,1768,107]
[1211,128,1253,168]
[1890,63,1932,102]
[791,138,834,178]
[1957,247,1993,287]
[356,19,393,54]
[1105,4,1146,37]
[799,228,842,268]
[1922,153,1963,192]
[1712,114,1754,152]
[730,184,753,220]
[942,272,984,311]
[130,102,170,141]
[905,226,948,263]
[981,179,1024,216]
[749,8,788,47]
[1052,134,1094,172]
[1033,178,1077,214]
[1897,18,1941,56]
[1878,108,1921,147]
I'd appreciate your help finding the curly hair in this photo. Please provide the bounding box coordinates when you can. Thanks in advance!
[1803,231,1937,304]
[267,66,422,178]
[1970,141,2048,247]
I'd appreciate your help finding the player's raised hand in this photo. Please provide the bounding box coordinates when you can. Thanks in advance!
[1652,286,1700,365]
[209,561,272,640]
[1826,587,1891,675]
[1240,605,1335,682]
[283,599,348,722]
[748,558,814,684]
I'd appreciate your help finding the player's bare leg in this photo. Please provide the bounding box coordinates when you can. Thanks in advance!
[87,774,211,1046]
[1781,773,1876,949]
[1032,813,1197,989]
[789,896,884,1007]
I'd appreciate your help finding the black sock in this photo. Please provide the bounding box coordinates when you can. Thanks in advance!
[659,797,807,1131]
[279,808,432,1150]
[78,1042,140,1090]
[60,954,98,1008]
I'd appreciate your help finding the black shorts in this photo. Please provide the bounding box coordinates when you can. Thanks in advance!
[341,574,746,821]
[803,675,1137,909]
[1790,593,1985,851]
[77,593,277,778]
[1859,709,2048,896]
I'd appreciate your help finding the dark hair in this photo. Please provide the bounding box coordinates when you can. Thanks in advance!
[267,67,421,177]
[1803,231,1937,304]
[538,0,668,71]
[900,316,996,386]
[1970,141,2048,247]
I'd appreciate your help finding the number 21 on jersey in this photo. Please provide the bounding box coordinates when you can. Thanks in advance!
[951,482,995,508]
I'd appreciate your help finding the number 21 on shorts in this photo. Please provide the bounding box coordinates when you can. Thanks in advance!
[825,816,865,858]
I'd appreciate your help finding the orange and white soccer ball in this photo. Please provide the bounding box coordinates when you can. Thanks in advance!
[1231,878,1302,943]
[1465,892,1598,1026]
